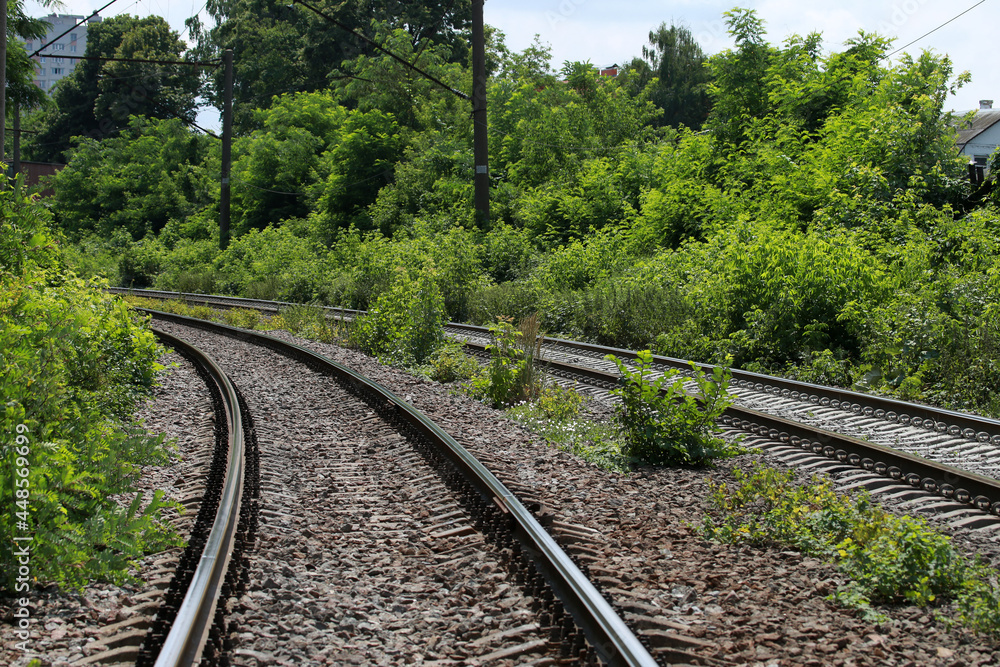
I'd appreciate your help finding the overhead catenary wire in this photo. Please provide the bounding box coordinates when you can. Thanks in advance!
[883,0,987,61]
[290,0,470,103]
[28,0,124,59]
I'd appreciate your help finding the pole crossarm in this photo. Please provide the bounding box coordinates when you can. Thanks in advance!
[32,54,221,67]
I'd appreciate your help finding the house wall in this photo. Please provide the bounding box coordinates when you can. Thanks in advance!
[4,161,65,196]
[960,122,1000,165]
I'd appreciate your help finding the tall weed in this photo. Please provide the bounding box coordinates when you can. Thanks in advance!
[607,351,736,466]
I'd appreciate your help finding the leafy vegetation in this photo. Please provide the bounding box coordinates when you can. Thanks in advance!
[1,180,181,592]
[703,464,1000,635]
[33,6,1000,422]
[469,315,547,408]
[351,266,448,366]
[607,351,737,466]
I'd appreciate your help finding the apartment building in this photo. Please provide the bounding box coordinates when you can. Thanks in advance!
[21,14,103,92]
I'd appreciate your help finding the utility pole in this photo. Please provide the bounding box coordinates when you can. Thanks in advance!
[13,103,20,176]
[472,0,489,226]
[219,48,233,250]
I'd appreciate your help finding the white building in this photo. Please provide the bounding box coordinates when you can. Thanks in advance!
[957,100,1000,168]
[21,14,102,92]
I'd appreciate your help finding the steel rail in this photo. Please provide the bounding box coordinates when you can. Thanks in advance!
[463,339,1000,516]
[110,288,1000,447]
[446,323,1000,446]
[107,286,361,318]
[142,309,658,667]
[148,329,245,667]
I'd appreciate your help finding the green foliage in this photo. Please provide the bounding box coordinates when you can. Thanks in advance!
[506,399,627,473]
[627,22,713,129]
[24,14,200,162]
[212,225,326,302]
[187,1,470,132]
[417,341,480,383]
[469,314,546,408]
[272,304,345,344]
[221,308,262,330]
[703,464,1000,635]
[1,188,180,591]
[607,351,736,466]
[51,118,215,241]
[534,383,584,421]
[351,266,448,366]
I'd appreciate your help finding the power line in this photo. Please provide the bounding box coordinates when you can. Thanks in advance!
[34,53,220,67]
[290,0,470,103]
[29,0,123,59]
[884,1,987,60]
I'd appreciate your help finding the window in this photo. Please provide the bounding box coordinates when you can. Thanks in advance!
[53,43,65,51]
[70,45,77,53]
[40,56,47,63]
[974,156,989,167]
[70,33,77,41]
[25,41,32,50]
[52,68,64,75]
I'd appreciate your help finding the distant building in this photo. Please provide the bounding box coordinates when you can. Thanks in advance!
[957,100,1000,168]
[3,160,65,196]
[21,14,102,93]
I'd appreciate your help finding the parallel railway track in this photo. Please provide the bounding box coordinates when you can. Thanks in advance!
[116,288,1000,534]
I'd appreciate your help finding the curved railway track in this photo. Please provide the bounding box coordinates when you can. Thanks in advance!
[137,312,660,666]
[113,288,1000,535]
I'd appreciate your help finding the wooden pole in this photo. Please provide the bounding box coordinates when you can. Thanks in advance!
[2,0,8,180]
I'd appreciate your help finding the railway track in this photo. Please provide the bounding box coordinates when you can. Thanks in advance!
[135,312,662,666]
[113,288,1000,535]
[446,325,1000,533]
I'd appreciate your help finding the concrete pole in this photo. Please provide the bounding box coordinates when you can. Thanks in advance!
[219,49,233,250]
[472,0,489,226]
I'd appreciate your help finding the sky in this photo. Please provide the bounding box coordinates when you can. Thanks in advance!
[24,0,999,130]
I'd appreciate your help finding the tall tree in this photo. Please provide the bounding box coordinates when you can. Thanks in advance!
[186,0,472,133]
[704,8,776,146]
[5,0,53,163]
[24,15,199,163]
[627,22,712,129]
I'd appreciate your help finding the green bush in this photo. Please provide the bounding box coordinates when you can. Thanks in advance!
[277,303,344,344]
[703,464,1000,635]
[222,307,262,330]
[1,185,181,591]
[468,279,544,326]
[418,341,480,383]
[607,350,736,466]
[469,314,547,408]
[351,266,447,366]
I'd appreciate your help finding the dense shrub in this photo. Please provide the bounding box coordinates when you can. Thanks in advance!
[1,184,179,591]
[351,266,447,366]
[469,315,547,408]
